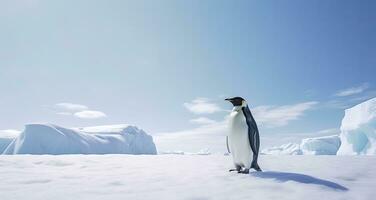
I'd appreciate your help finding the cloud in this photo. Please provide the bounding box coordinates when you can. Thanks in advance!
[335,83,369,97]
[55,103,88,111]
[189,117,217,125]
[325,90,376,109]
[53,102,107,119]
[253,101,318,127]
[183,98,221,114]
[73,110,107,119]
[317,128,340,135]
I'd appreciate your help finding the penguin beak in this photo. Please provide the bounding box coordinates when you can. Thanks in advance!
[224,98,232,101]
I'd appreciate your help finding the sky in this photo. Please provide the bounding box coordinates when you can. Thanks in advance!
[1,0,376,152]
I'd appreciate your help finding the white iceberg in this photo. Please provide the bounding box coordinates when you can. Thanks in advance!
[337,97,376,155]
[262,143,302,155]
[300,135,341,155]
[0,129,20,153]
[2,124,157,155]
[0,138,14,153]
[262,135,340,155]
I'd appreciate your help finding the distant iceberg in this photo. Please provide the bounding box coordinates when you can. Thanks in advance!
[2,124,157,155]
[0,129,20,153]
[300,135,341,155]
[337,98,376,155]
[0,138,15,154]
[262,135,340,155]
[262,143,302,155]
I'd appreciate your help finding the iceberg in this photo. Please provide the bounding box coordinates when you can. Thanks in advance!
[0,130,20,153]
[300,135,341,155]
[0,138,14,153]
[262,135,340,155]
[2,124,157,155]
[337,97,376,155]
[262,143,302,155]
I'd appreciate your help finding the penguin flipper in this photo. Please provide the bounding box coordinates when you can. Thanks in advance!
[226,136,231,154]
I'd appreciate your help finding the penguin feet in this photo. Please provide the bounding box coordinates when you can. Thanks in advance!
[229,167,250,174]
[229,165,242,172]
[237,169,249,174]
[251,163,262,172]
[229,168,241,172]
[253,166,262,172]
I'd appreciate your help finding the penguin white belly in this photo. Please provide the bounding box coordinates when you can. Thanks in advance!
[228,110,252,169]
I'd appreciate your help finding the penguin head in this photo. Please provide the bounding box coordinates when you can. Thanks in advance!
[225,97,247,107]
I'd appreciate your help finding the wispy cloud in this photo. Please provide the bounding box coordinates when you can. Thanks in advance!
[335,83,369,97]
[55,103,88,111]
[73,110,107,119]
[189,117,217,125]
[184,98,222,114]
[54,102,107,119]
[325,89,376,109]
[253,101,318,127]
[317,128,340,135]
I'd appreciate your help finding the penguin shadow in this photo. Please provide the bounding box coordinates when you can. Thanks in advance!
[250,171,348,191]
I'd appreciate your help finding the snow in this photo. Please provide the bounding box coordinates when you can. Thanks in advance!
[262,135,340,155]
[0,155,375,200]
[160,150,186,155]
[2,124,157,155]
[337,97,376,155]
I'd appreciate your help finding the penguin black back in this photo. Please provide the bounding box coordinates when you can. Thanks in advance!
[242,105,262,171]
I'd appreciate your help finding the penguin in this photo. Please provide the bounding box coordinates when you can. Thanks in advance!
[225,97,262,173]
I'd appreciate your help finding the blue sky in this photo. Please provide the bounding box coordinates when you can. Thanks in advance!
[1,0,375,151]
